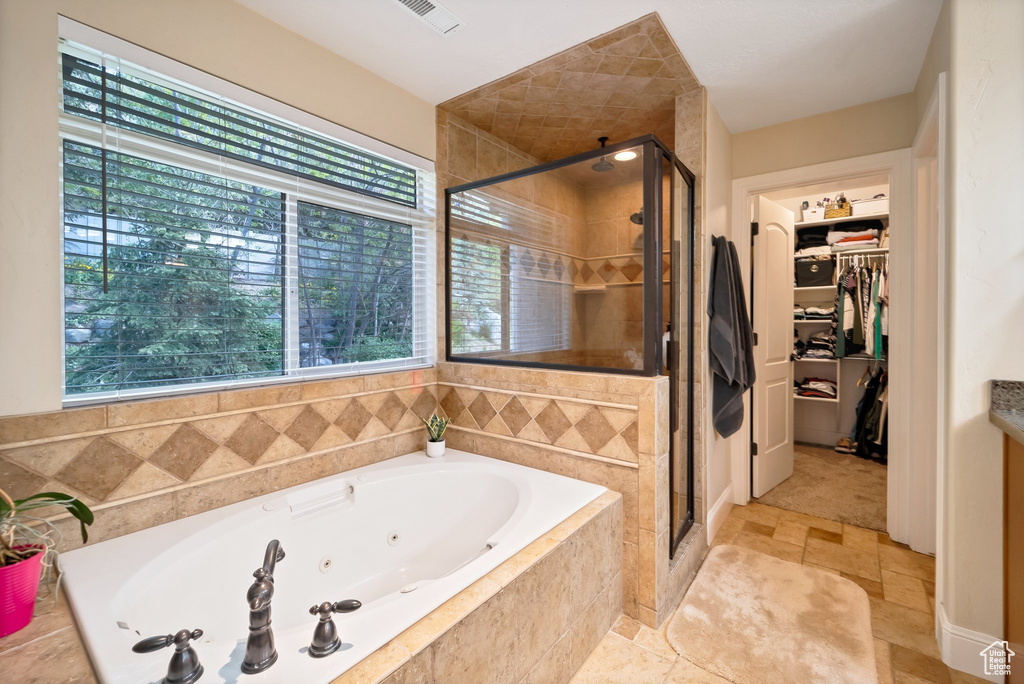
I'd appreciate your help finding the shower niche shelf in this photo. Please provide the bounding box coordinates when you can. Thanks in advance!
[573,285,607,294]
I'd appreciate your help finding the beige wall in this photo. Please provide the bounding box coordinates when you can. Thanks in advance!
[942,0,1023,640]
[731,94,917,178]
[703,98,735,534]
[0,0,435,417]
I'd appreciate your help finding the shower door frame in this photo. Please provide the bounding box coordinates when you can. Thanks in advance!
[443,134,696,554]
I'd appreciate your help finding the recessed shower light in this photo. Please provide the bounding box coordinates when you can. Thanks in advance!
[614,150,638,161]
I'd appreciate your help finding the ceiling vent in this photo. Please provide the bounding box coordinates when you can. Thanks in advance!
[392,0,463,35]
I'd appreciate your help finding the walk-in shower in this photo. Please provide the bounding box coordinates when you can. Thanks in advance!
[445,134,696,554]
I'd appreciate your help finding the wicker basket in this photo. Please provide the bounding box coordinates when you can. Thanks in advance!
[824,204,852,219]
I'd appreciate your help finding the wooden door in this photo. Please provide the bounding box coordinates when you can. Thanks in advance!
[752,196,795,497]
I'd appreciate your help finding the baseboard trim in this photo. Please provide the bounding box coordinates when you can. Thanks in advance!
[937,602,1005,683]
[706,483,733,545]
[793,427,847,446]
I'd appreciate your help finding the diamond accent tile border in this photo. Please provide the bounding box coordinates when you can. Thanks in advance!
[0,383,438,505]
[437,384,639,462]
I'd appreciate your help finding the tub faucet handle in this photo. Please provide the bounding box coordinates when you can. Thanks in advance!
[307,599,362,658]
[331,599,362,614]
[132,629,204,684]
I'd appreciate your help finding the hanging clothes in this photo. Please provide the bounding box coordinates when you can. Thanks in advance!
[877,267,889,359]
[708,236,755,437]
[865,265,879,357]
[839,265,865,356]
[852,370,889,463]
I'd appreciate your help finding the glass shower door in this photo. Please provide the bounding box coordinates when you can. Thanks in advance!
[669,156,695,556]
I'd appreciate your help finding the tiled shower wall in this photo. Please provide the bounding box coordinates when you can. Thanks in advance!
[656,86,710,624]
[0,369,435,552]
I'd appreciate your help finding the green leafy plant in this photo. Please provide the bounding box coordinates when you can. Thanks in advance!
[423,414,450,443]
[0,487,94,569]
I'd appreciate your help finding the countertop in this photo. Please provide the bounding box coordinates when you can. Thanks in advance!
[990,380,1024,445]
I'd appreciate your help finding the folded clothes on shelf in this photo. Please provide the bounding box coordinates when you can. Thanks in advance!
[796,225,831,250]
[793,329,835,359]
[795,376,837,398]
[803,306,834,319]
[832,239,880,252]
[827,230,879,245]
[795,245,832,257]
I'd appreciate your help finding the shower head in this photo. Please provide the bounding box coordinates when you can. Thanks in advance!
[591,136,614,172]
[629,210,644,225]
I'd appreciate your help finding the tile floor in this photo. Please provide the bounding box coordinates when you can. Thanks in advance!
[571,503,990,684]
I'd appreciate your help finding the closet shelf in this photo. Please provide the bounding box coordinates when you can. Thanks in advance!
[793,319,831,324]
[794,247,889,259]
[793,357,837,363]
[794,285,834,294]
[794,394,839,403]
[794,212,888,228]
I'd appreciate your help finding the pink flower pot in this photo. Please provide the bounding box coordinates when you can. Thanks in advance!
[0,546,45,638]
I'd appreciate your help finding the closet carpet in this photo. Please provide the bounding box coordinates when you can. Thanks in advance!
[756,444,887,531]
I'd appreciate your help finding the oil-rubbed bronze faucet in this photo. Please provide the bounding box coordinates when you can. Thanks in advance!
[307,599,362,657]
[132,628,204,684]
[241,539,285,674]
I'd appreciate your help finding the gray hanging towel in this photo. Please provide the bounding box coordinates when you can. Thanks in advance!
[708,236,756,437]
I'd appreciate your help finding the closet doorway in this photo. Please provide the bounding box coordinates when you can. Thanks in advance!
[731,149,928,548]
[755,174,892,532]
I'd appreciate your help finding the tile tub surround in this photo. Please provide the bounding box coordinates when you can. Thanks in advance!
[438,361,692,628]
[0,368,437,552]
[0,491,623,684]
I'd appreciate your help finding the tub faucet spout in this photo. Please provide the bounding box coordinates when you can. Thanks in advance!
[262,538,285,577]
[241,539,285,674]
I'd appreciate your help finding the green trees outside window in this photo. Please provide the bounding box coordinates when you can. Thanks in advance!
[63,142,285,394]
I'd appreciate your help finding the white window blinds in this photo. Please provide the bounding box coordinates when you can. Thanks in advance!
[58,35,434,403]
[448,189,570,357]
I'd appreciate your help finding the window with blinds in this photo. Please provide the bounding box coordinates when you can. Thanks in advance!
[63,141,285,394]
[509,245,569,354]
[448,188,570,357]
[296,202,414,366]
[58,37,433,402]
[61,54,418,207]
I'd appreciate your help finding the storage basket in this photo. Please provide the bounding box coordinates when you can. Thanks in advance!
[824,204,852,219]
[802,207,825,222]
[852,197,889,215]
[795,258,835,287]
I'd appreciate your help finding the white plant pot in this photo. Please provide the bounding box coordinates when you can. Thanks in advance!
[426,440,446,458]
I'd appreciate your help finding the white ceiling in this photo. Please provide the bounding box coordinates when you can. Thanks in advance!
[235,0,941,133]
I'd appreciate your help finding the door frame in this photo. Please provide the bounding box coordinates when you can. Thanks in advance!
[911,72,948,627]
[730,148,918,545]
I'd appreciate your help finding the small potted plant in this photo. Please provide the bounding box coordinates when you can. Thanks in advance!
[423,413,450,458]
[0,487,93,638]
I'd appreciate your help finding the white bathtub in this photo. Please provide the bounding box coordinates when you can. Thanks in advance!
[59,449,605,683]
